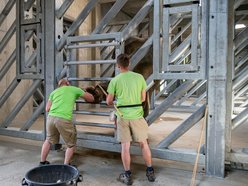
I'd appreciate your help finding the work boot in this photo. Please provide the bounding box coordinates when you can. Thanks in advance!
[146,167,155,182]
[117,173,133,185]
[39,160,50,166]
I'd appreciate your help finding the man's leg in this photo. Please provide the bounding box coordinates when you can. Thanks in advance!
[118,142,133,185]
[55,118,76,165]
[64,146,75,164]
[139,140,155,182]
[121,142,131,171]
[139,140,152,166]
[40,140,51,162]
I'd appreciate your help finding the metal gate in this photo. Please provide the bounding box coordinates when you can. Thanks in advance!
[0,0,247,178]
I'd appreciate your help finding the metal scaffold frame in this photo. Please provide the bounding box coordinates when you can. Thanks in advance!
[0,0,247,178]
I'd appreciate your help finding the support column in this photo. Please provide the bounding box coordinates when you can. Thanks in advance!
[43,0,56,138]
[206,0,234,177]
[55,1,64,83]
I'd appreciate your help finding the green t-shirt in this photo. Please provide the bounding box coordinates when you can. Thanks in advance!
[107,71,147,119]
[48,86,84,120]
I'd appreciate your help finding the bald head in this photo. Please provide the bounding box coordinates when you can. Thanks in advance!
[58,79,69,87]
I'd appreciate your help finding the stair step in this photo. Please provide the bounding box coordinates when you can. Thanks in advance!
[73,110,110,116]
[64,59,116,65]
[74,121,115,128]
[68,77,112,81]
[77,132,116,143]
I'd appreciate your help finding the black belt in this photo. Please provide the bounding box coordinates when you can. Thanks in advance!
[117,104,142,108]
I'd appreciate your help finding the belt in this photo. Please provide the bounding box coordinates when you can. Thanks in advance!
[117,104,142,108]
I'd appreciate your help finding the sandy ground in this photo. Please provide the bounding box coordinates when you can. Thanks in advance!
[0,138,248,186]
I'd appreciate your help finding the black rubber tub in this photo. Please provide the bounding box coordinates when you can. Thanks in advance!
[22,164,82,186]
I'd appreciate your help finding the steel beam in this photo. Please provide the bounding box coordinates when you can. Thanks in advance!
[176,80,206,105]
[75,122,115,129]
[57,0,99,51]
[43,0,59,139]
[229,152,248,164]
[67,33,121,43]
[0,49,16,81]
[206,0,234,178]
[234,0,246,10]
[56,0,75,19]
[25,50,37,68]
[68,77,112,81]
[234,84,248,99]
[191,92,206,106]
[233,65,248,92]
[0,128,43,141]
[44,0,56,97]
[191,3,199,68]
[153,0,161,79]
[0,21,16,54]
[65,60,116,65]
[0,78,20,109]
[235,39,248,56]
[232,107,248,130]
[77,139,205,164]
[169,36,191,64]
[77,133,116,142]
[240,99,248,107]
[24,0,35,11]
[155,80,177,100]
[129,35,153,70]
[234,26,248,50]
[157,104,206,148]
[66,42,119,49]
[92,0,128,34]
[146,80,197,125]
[73,110,110,116]
[234,53,248,72]
[0,0,16,27]
[0,80,41,128]
[164,0,197,4]
[122,0,154,40]
[20,101,45,131]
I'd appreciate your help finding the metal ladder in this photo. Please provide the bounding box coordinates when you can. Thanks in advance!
[65,32,123,140]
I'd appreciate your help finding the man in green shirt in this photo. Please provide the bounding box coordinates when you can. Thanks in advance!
[107,54,155,185]
[40,79,94,165]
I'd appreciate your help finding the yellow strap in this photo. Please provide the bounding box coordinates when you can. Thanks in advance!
[97,84,123,117]
[190,105,208,186]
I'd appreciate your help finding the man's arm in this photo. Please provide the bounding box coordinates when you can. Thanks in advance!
[106,93,114,105]
[141,89,146,102]
[46,100,52,112]
[81,92,94,102]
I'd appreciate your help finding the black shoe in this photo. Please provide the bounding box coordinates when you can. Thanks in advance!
[117,173,133,185]
[146,168,155,182]
[39,161,50,166]
[68,163,77,168]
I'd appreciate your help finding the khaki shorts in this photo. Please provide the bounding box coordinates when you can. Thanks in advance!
[117,118,148,143]
[46,115,77,148]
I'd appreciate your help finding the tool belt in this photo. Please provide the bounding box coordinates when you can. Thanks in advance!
[117,104,142,108]
[117,103,148,118]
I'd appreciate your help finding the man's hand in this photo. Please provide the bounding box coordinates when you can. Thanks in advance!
[82,92,95,102]
[46,100,52,112]
[106,94,114,105]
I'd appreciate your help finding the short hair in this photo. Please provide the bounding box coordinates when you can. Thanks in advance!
[58,78,69,87]
[117,54,130,68]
